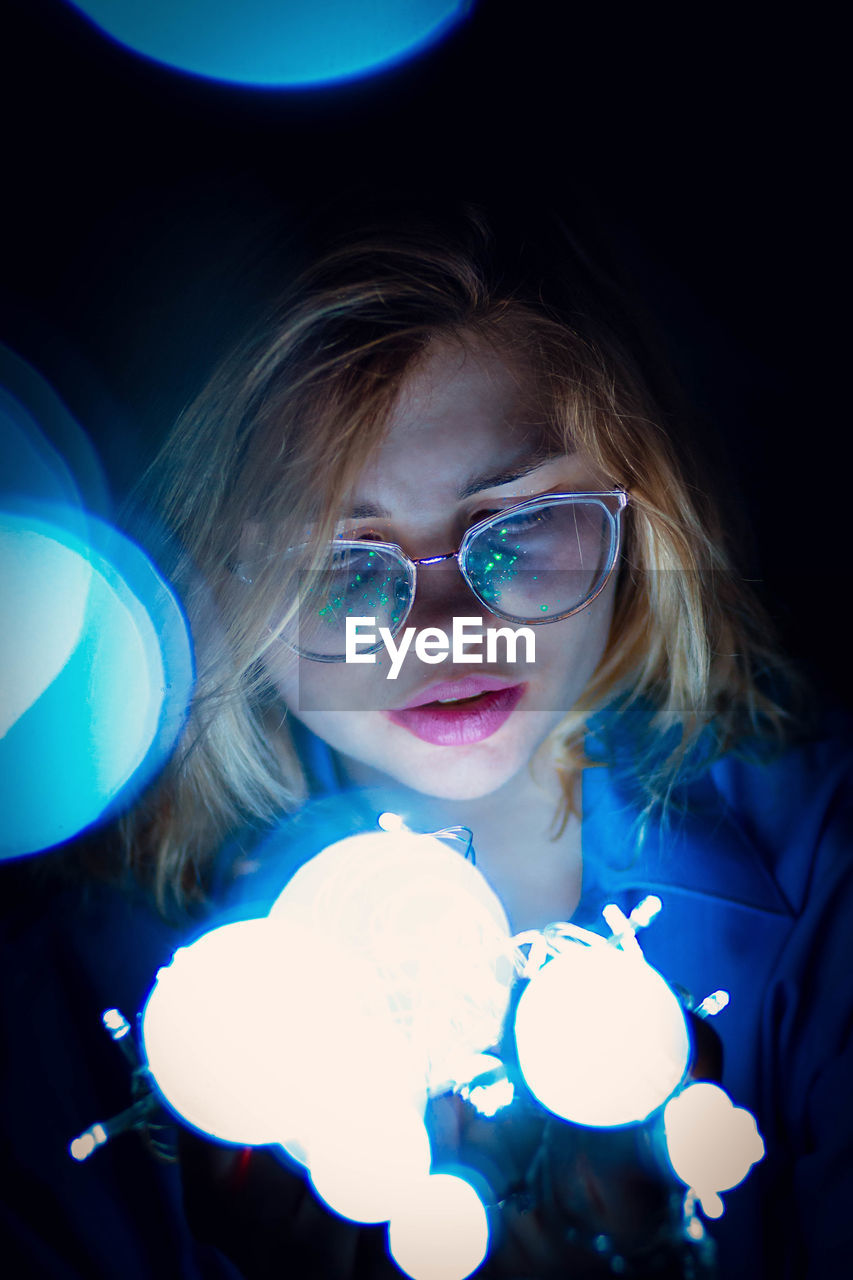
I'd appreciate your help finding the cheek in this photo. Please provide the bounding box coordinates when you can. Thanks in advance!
[531,583,615,697]
[262,649,389,773]
[262,639,391,718]
[260,588,616,800]
[265,585,616,718]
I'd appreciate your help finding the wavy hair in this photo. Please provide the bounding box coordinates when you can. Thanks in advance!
[121,205,799,910]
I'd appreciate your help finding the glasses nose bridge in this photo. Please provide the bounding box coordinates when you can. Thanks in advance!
[411,549,460,569]
[405,545,481,617]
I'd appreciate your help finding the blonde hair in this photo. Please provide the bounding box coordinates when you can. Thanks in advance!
[122,207,799,910]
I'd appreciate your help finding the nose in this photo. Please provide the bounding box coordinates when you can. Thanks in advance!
[406,552,489,632]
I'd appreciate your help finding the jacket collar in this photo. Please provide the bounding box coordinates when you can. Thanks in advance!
[289,720,794,918]
[581,761,793,917]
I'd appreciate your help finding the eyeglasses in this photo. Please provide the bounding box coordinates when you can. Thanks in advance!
[278,489,628,662]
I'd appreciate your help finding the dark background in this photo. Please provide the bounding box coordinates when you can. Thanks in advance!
[1,0,848,706]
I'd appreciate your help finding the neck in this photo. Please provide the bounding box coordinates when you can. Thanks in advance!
[336,751,583,932]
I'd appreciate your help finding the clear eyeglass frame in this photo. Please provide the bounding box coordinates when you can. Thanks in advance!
[284,488,629,662]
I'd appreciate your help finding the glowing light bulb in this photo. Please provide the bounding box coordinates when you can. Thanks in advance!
[142,918,306,1144]
[281,986,427,1172]
[69,1134,96,1162]
[102,1008,130,1038]
[664,1082,765,1214]
[514,932,689,1126]
[602,902,643,957]
[696,990,730,1018]
[388,1172,489,1280]
[269,831,515,1088]
[308,1105,431,1224]
[629,895,662,929]
[700,1191,724,1219]
[69,1123,108,1162]
[142,915,425,1152]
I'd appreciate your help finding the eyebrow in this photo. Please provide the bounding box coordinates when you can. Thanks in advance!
[345,451,561,520]
[457,451,561,499]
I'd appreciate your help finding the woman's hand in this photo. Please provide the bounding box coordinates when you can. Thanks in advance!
[179,1006,722,1280]
[428,1087,694,1278]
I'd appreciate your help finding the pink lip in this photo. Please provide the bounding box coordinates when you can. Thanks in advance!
[396,674,520,710]
[387,679,526,746]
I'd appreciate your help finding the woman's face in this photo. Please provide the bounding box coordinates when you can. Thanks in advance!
[263,338,617,801]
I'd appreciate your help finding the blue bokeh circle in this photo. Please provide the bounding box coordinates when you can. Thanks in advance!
[66,1,470,88]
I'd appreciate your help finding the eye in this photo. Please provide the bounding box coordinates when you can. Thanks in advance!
[469,508,502,526]
[334,526,387,544]
[471,505,555,534]
[327,542,388,576]
[507,506,556,532]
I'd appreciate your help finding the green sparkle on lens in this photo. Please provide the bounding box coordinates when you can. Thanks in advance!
[540,604,549,612]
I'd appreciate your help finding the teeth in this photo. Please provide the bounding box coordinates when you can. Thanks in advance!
[437,697,465,703]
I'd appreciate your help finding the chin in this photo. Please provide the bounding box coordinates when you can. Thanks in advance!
[294,706,552,802]
[395,767,517,803]
[367,738,534,802]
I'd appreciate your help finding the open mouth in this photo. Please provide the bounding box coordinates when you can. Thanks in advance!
[386,684,525,746]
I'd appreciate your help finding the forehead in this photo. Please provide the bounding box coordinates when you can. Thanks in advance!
[354,338,544,502]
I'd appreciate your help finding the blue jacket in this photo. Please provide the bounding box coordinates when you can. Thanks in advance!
[226,719,853,1279]
[2,722,851,1278]
[579,726,853,1278]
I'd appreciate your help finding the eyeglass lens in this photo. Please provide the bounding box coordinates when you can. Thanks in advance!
[461,497,614,623]
[290,544,413,660]
[287,497,617,660]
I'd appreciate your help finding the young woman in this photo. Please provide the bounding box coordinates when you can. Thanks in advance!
[4,204,851,1279]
